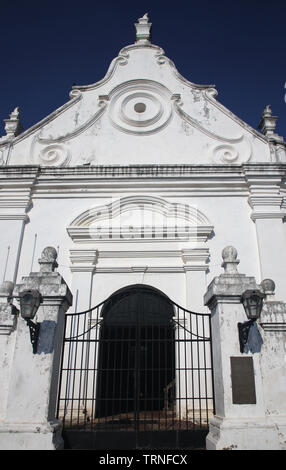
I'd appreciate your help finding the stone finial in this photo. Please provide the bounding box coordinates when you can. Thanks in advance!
[0,280,18,334]
[258,105,285,146]
[261,278,275,300]
[263,105,272,116]
[3,107,23,138]
[0,281,14,302]
[134,13,152,44]
[258,105,279,138]
[38,246,58,273]
[221,246,240,274]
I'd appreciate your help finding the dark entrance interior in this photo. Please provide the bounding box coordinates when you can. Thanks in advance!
[95,285,175,420]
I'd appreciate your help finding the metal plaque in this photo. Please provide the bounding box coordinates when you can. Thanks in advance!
[230,356,256,404]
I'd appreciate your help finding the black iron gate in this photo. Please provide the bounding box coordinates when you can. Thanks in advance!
[57,285,214,449]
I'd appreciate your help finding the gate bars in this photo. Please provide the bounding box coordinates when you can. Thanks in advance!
[57,292,214,434]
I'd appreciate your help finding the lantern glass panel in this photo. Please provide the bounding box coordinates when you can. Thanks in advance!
[247,296,260,319]
[241,290,265,320]
[20,291,42,319]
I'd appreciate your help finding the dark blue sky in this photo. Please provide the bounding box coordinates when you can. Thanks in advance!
[1,0,285,138]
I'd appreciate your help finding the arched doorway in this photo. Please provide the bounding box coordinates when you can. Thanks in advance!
[57,284,214,449]
[95,285,175,420]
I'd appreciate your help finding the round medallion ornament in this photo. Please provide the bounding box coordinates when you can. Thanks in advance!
[109,81,173,135]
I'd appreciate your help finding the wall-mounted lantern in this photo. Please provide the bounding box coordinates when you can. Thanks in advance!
[19,289,43,353]
[238,289,265,353]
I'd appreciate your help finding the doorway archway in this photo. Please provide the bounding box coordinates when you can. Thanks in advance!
[95,284,175,419]
[58,284,214,449]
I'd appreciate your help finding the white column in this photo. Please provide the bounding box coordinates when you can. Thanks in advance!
[69,249,98,312]
[245,166,286,301]
[0,167,37,284]
[182,248,210,423]
[254,216,286,297]
[182,248,209,312]
[67,249,98,422]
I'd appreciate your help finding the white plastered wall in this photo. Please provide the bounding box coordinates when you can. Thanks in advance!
[15,192,261,313]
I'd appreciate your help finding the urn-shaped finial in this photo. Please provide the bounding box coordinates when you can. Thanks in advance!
[38,246,58,273]
[221,246,240,274]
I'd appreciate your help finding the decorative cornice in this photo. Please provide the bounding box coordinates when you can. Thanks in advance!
[69,247,210,273]
[70,266,96,273]
[243,164,286,182]
[0,214,29,221]
[248,186,286,220]
[248,195,285,220]
[260,301,286,331]
[251,212,286,221]
[98,249,181,258]
[260,322,286,332]
[33,164,248,196]
[67,227,213,243]
[94,266,187,273]
[181,248,210,262]
[0,169,37,220]
[248,196,283,207]
[1,163,284,177]
[0,165,40,176]
[0,164,284,200]
[69,249,98,272]
[183,265,209,272]
[243,166,286,220]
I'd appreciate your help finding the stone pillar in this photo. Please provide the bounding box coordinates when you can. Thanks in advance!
[259,279,286,449]
[0,247,72,450]
[204,246,281,450]
[0,281,18,421]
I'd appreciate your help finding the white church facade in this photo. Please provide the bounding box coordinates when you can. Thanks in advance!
[0,14,286,450]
